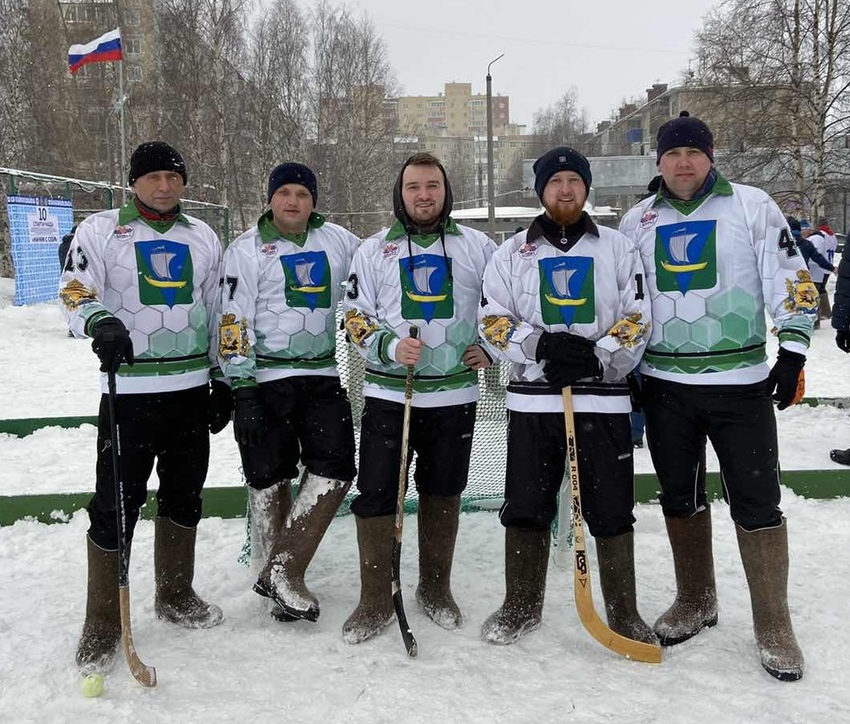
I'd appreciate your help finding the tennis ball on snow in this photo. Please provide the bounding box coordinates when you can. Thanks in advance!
[82,673,105,698]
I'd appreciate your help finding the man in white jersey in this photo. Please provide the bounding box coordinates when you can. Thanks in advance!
[478,146,655,646]
[60,142,228,676]
[619,112,817,681]
[342,152,496,644]
[217,163,359,623]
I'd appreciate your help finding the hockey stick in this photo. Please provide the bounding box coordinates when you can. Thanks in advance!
[562,387,662,664]
[392,326,419,658]
[106,369,157,687]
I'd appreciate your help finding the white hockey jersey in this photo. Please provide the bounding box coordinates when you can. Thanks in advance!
[344,219,496,408]
[618,174,817,385]
[217,212,359,387]
[58,202,222,394]
[479,217,650,415]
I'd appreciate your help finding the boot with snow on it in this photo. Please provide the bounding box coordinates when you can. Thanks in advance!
[258,474,351,622]
[415,493,463,630]
[342,514,395,644]
[736,519,804,682]
[653,508,718,646]
[247,480,297,622]
[829,448,850,466]
[481,527,549,645]
[595,532,658,645]
[154,517,223,629]
[76,536,121,675]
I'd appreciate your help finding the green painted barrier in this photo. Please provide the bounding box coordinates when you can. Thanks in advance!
[0,416,98,437]
[2,469,848,527]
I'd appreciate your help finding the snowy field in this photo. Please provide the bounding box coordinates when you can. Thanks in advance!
[2,277,850,722]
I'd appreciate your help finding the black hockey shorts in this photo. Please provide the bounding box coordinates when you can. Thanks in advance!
[641,376,783,530]
[350,398,476,518]
[499,410,636,537]
[238,376,356,489]
[88,385,210,549]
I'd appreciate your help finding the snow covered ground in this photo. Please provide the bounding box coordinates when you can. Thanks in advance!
[2,277,850,722]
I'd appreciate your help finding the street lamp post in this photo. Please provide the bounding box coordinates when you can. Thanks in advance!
[486,53,504,241]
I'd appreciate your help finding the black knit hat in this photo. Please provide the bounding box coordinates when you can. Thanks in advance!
[267,163,318,206]
[533,146,592,200]
[128,141,187,186]
[656,111,714,163]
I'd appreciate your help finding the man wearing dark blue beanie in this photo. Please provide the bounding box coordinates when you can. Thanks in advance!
[532,146,592,202]
[267,162,318,207]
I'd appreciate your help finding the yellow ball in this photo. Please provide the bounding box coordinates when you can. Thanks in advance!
[82,673,105,698]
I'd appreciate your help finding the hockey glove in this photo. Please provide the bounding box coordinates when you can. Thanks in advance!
[90,317,134,373]
[233,387,265,447]
[536,330,596,363]
[767,348,806,410]
[836,330,850,353]
[544,356,602,389]
[208,380,233,435]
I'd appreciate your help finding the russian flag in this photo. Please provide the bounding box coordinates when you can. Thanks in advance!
[68,28,123,74]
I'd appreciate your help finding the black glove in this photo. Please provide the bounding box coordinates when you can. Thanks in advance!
[544,356,602,389]
[536,331,596,363]
[836,330,850,353]
[233,387,265,447]
[208,380,233,434]
[767,348,805,410]
[90,317,134,373]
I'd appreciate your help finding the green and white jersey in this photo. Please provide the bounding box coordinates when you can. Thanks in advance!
[59,202,222,394]
[618,174,817,385]
[344,219,496,408]
[479,222,650,414]
[217,212,360,387]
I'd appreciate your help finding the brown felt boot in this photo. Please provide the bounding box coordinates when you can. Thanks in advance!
[595,532,658,644]
[415,493,463,629]
[736,520,804,682]
[818,291,831,320]
[481,527,549,645]
[248,480,295,622]
[342,515,395,644]
[653,508,718,645]
[76,536,121,675]
[258,474,351,622]
[155,517,223,629]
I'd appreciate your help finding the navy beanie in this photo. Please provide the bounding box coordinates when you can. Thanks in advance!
[656,111,714,162]
[533,146,592,201]
[128,141,187,186]
[267,163,318,206]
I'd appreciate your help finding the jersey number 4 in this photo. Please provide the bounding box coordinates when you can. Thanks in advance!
[778,228,799,258]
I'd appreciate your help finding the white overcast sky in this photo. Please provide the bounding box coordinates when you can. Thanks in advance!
[326,0,722,129]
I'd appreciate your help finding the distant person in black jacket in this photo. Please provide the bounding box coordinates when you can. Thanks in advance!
[829,228,850,464]
[58,225,77,271]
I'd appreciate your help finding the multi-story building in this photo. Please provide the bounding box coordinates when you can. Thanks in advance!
[395,83,510,137]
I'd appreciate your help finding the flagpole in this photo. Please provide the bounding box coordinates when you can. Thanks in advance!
[117,30,127,204]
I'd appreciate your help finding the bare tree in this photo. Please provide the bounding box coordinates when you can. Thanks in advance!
[531,88,593,156]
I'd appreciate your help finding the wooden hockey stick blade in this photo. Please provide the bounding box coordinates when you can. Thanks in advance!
[119,587,157,687]
[392,584,419,658]
[573,567,662,663]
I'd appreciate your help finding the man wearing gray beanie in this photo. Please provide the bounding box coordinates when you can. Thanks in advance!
[477,146,656,651]
[216,161,359,624]
[618,112,816,681]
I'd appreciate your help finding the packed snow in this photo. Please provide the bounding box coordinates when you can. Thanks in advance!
[2,276,850,723]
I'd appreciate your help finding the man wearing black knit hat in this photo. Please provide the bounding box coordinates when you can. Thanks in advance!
[341,152,496,644]
[60,141,228,677]
[217,161,360,624]
[618,112,816,681]
[477,146,656,649]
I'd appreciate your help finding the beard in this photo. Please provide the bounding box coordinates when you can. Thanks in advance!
[545,202,583,228]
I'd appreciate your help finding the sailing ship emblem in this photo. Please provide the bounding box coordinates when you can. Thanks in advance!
[290,259,327,294]
[661,229,708,273]
[545,266,586,307]
[406,261,448,303]
[145,247,188,288]
[399,253,453,322]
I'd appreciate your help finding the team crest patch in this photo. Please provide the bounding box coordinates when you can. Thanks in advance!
[382,243,399,260]
[481,315,515,351]
[608,314,649,349]
[783,270,819,313]
[518,242,538,259]
[219,313,250,358]
[281,251,331,311]
[654,220,717,294]
[344,309,379,345]
[260,243,278,257]
[58,279,97,310]
[113,225,134,241]
[135,240,194,308]
[538,256,595,325]
[639,210,658,229]
[399,253,453,322]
